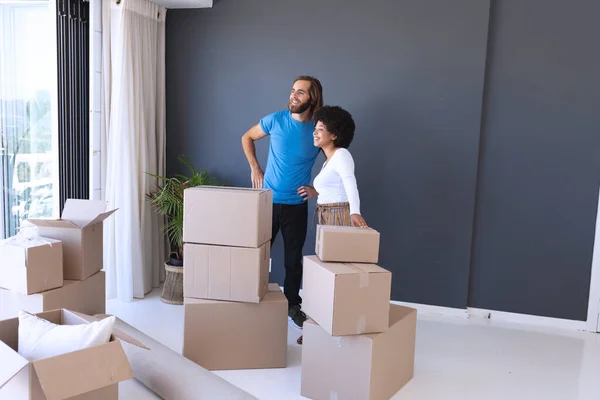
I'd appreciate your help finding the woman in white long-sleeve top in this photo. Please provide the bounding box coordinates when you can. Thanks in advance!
[298,105,368,228]
[296,106,368,345]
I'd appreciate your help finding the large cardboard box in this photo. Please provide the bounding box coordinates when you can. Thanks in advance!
[184,242,270,303]
[0,237,63,295]
[183,283,288,370]
[0,309,146,400]
[27,199,117,280]
[316,225,380,263]
[0,271,105,320]
[301,305,417,400]
[183,186,272,248]
[302,255,392,336]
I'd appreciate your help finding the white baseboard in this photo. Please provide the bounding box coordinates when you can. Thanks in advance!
[467,307,588,332]
[390,300,468,319]
[388,302,590,332]
[294,285,592,332]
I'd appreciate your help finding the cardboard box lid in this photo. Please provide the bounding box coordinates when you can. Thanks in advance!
[68,311,149,350]
[310,258,388,276]
[362,305,417,340]
[32,340,132,400]
[318,225,380,236]
[0,340,29,390]
[185,282,284,306]
[24,218,80,230]
[185,186,269,195]
[0,236,61,250]
[0,309,148,398]
[26,200,117,230]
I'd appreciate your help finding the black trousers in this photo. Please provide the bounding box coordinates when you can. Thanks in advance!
[271,202,308,308]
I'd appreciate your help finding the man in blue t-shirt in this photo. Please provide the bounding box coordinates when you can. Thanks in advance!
[241,76,323,330]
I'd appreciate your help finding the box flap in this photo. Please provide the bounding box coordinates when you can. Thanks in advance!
[61,200,109,228]
[64,310,100,323]
[0,340,29,390]
[304,256,369,276]
[32,340,133,400]
[259,283,287,304]
[320,225,379,235]
[347,263,389,274]
[267,283,281,292]
[65,311,149,350]
[317,261,357,276]
[26,219,79,229]
[110,328,150,350]
[86,209,118,227]
[185,185,268,194]
[305,256,387,276]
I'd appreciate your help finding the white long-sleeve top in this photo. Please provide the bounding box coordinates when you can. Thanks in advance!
[313,148,361,215]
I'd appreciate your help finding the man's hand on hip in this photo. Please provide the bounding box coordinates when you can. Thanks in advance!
[297,185,318,200]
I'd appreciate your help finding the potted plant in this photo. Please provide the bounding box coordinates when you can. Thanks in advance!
[146,155,216,304]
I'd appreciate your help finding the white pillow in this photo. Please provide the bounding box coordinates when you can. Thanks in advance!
[18,310,116,361]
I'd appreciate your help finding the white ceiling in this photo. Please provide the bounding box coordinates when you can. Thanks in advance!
[155,0,212,9]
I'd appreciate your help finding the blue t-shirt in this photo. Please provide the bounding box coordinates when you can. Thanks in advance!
[260,110,320,205]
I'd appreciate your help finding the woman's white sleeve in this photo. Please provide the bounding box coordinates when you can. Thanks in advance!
[335,150,361,215]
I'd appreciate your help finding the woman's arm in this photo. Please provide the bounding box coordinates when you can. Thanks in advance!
[334,149,361,216]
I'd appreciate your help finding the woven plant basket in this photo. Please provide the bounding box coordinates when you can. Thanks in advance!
[161,262,184,305]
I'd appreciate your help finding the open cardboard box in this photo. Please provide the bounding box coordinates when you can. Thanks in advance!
[26,200,117,281]
[0,309,147,400]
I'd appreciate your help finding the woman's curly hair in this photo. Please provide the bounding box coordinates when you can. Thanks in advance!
[313,105,356,148]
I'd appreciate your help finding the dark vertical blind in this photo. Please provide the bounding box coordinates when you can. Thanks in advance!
[56,0,89,212]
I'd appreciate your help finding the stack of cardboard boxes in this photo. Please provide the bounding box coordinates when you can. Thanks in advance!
[181,186,288,370]
[0,199,115,320]
[301,225,417,400]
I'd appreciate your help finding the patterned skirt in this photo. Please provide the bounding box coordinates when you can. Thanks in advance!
[315,202,352,227]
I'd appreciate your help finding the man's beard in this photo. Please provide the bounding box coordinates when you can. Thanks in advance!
[288,99,311,114]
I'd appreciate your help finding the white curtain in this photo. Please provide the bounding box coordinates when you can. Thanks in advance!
[101,0,167,301]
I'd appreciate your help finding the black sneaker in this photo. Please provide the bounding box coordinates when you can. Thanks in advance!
[288,305,307,329]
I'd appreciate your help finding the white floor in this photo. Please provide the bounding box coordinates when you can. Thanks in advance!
[108,287,600,400]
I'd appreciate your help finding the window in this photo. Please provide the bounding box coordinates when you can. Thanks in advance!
[0,0,59,238]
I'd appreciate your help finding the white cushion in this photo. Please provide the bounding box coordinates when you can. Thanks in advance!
[18,310,115,361]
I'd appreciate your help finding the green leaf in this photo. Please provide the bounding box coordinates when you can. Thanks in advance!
[145,155,218,261]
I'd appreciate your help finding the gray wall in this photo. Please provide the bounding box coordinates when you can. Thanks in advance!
[166,0,491,310]
[468,0,600,320]
[166,0,600,320]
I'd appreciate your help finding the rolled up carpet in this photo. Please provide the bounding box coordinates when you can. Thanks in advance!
[95,314,258,400]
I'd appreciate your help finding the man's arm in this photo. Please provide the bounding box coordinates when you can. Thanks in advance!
[241,123,268,188]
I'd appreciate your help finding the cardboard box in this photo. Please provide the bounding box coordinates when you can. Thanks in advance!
[183,283,287,370]
[183,186,272,248]
[301,305,417,400]
[0,237,63,295]
[184,242,270,303]
[27,199,117,280]
[302,255,392,336]
[0,309,146,400]
[316,225,380,263]
[0,271,106,320]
